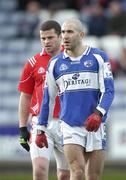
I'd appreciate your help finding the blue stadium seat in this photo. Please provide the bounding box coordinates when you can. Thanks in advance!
[0,0,17,11]
[4,39,29,53]
[29,39,41,54]
[0,25,18,39]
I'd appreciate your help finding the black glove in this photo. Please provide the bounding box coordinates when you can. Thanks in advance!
[19,127,30,152]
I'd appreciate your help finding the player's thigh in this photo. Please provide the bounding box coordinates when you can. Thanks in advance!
[84,150,106,175]
[30,137,54,160]
[54,147,69,170]
[30,141,54,174]
[64,144,85,170]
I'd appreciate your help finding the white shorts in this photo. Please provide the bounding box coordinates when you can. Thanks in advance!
[60,121,106,152]
[30,116,68,170]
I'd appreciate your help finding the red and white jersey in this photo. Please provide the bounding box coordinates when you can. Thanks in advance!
[18,48,60,117]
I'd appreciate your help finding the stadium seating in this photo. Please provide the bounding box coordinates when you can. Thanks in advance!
[28,39,41,54]
[122,36,126,48]
[100,35,122,59]
[0,0,17,11]
[84,36,100,48]
[0,24,18,39]
[5,39,28,53]
[51,9,80,25]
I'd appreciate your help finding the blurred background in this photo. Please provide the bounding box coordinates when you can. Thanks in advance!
[0,0,126,179]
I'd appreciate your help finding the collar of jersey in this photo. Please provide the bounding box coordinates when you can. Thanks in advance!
[40,48,49,56]
[62,46,91,59]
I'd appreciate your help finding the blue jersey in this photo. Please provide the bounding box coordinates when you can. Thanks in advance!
[38,46,114,127]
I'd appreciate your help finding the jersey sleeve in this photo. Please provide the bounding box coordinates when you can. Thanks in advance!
[94,51,114,116]
[18,59,35,94]
[38,59,58,126]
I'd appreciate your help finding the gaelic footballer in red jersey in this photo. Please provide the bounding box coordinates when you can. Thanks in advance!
[18,50,60,117]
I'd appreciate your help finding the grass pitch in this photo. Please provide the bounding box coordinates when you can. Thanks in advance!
[0,170,126,180]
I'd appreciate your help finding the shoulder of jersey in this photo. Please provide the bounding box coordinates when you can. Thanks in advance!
[47,52,63,68]
[91,47,105,55]
[91,47,108,58]
[51,52,63,62]
[27,52,41,67]
[91,47,108,64]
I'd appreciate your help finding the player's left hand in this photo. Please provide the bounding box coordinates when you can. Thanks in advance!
[19,127,30,152]
[85,111,102,132]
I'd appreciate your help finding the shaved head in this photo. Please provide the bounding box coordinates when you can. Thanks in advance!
[62,18,84,32]
[61,18,86,57]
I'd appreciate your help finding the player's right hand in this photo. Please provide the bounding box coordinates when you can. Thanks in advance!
[35,130,48,148]
[85,112,102,132]
[19,127,30,152]
[85,110,103,132]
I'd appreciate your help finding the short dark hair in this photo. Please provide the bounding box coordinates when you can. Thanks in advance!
[40,20,61,35]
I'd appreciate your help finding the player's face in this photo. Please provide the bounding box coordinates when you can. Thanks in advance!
[61,23,82,51]
[40,29,61,54]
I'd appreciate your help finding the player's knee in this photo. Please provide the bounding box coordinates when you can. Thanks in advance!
[57,169,70,180]
[32,157,49,179]
[70,161,84,179]
[73,168,84,179]
[33,163,48,179]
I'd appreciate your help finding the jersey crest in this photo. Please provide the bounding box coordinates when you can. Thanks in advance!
[38,67,45,74]
[59,63,68,71]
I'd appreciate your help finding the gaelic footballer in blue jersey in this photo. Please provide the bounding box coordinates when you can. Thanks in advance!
[36,18,114,180]
[38,47,114,127]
